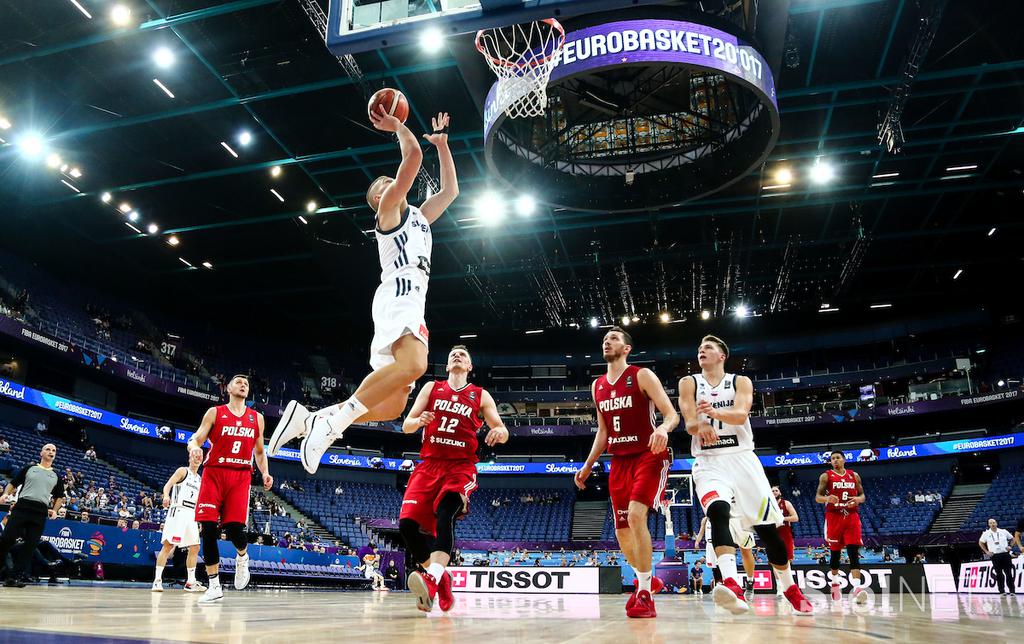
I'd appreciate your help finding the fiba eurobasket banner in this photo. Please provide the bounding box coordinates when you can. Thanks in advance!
[924,559,1024,594]
[447,566,619,594]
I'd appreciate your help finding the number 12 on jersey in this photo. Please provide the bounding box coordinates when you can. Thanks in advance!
[437,417,459,434]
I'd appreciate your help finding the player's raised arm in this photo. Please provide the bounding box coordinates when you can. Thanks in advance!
[401,382,437,434]
[162,466,188,508]
[480,390,509,447]
[254,413,273,491]
[187,407,217,460]
[372,106,424,227]
[697,375,753,426]
[637,368,678,453]
[419,112,458,224]
[574,380,609,490]
[678,376,718,446]
[815,472,838,504]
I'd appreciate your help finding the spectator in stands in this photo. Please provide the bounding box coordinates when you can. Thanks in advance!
[56,506,67,519]
[912,553,925,564]
[35,419,47,434]
[890,494,900,506]
[0,436,10,455]
[385,560,400,589]
[63,468,76,492]
[690,559,705,594]
[915,490,925,503]
[131,520,140,530]
[906,491,914,504]
[84,446,97,461]
[79,510,90,523]
[334,484,344,496]
[791,488,801,497]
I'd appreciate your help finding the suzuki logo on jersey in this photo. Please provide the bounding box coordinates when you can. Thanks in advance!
[220,426,255,438]
[434,399,473,418]
[598,396,633,412]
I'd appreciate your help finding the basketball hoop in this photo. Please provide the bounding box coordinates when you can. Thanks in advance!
[476,18,565,119]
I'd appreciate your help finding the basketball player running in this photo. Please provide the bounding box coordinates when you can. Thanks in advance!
[152,450,205,592]
[695,510,757,594]
[187,375,273,603]
[772,485,799,596]
[816,450,868,603]
[268,111,458,474]
[678,336,812,615]
[575,327,679,618]
[400,345,509,613]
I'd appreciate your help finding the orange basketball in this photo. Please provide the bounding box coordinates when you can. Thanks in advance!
[368,88,410,124]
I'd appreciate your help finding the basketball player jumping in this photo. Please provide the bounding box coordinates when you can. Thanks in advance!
[575,327,678,618]
[816,449,868,603]
[400,345,509,613]
[772,485,799,596]
[268,111,457,474]
[152,450,205,593]
[678,335,812,615]
[187,375,273,603]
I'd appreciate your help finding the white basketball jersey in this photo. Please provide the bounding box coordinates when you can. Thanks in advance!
[376,205,433,291]
[690,373,755,457]
[170,469,201,509]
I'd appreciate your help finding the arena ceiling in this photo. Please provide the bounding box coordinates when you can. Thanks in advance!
[1,0,1022,343]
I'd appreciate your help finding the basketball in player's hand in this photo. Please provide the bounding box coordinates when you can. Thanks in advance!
[368,88,409,124]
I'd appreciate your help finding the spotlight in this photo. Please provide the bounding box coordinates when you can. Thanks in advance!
[46,153,62,169]
[514,194,536,216]
[202,261,213,269]
[774,167,793,184]
[17,133,45,159]
[953,269,963,280]
[659,312,670,323]
[101,192,112,203]
[631,315,639,322]
[809,160,835,184]
[997,380,1006,387]
[110,4,132,26]
[128,211,139,222]
[701,310,711,320]
[475,191,505,225]
[735,305,749,318]
[589,317,599,328]
[167,235,180,247]
[152,47,175,69]
[419,26,445,53]
[118,203,132,213]
[147,223,159,234]
[237,131,252,146]
[270,165,282,178]
[306,200,317,213]
[621,316,630,326]
[0,116,11,130]
[69,167,82,178]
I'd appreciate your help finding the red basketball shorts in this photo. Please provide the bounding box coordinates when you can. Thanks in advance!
[399,458,478,536]
[609,450,670,530]
[824,511,863,549]
[778,524,795,560]
[195,467,251,525]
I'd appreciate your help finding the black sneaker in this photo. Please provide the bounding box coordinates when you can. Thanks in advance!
[4,577,27,588]
[744,579,755,594]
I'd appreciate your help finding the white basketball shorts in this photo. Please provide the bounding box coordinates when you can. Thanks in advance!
[370,273,429,373]
[161,506,200,548]
[693,450,783,531]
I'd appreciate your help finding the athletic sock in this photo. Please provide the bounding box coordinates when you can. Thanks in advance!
[154,566,164,582]
[717,553,738,584]
[187,567,196,584]
[635,569,652,593]
[209,573,220,589]
[317,397,367,435]
[427,562,445,581]
[775,566,795,591]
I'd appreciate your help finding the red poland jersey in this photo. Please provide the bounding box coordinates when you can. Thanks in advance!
[594,364,656,457]
[205,404,259,470]
[420,380,483,462]
[825,468,859,514]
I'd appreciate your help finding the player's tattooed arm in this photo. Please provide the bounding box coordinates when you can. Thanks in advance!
[402,382,436,433]
[816,472,838,504]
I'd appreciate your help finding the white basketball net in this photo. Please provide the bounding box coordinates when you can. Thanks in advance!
[476,18,565,119]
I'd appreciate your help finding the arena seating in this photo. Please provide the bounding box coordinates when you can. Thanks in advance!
[961,464,1024,533]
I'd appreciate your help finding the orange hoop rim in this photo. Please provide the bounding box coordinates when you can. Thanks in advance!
[475,18,566,71]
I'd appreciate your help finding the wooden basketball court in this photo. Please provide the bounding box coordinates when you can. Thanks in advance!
[0,585,1019,643]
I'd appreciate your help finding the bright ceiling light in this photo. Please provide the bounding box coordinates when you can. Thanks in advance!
[202,261,213,269]
[220,141,238,158]
[118,202,132,213]
[110,4,132,26]
[735,305,749,318]
[147,223,159,234]
[809,160,835,184]
[818,307,840,313]
[68,0,92,19]
[60,179,80,193]
[773,167,792,184]
[298,216,309,225]
[45,153,62,169]
[631,315,640,322]
[870,303,892,309]
[589,317,599,328]
[17,133,45,159]
[152,47,175,69]
[152,79,175,99]
[179,257,193,268]
[69,167,82,178]
[125,222,142,234]
[101,192,112,203]
[701,310,711,320]
[270,189,284,202]
[621,316,630,326]
[525,329,544,335]
[987,227,996,237]
[419,26,445,53]
[475,191,505,225]
[128,211,139,222]
[306,200,317,213]
[945,164,977,172]
[270,165,282,178]
[953,269,963,280]
[872,171,900,179]
[514,194,536,217]
[238,130,253,146]
[659,312,670,323]
[167,235,180,247]
[0,116,10,130]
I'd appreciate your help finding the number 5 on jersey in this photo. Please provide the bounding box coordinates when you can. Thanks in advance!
[612,416,621,433]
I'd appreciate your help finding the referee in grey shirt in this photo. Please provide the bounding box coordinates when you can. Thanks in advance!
[979,518,1016,595]
[0,443,65,588]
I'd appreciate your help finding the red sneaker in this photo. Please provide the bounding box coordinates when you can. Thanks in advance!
[408,571,438,613]
[626,590,657,618]
[632,576,665,594]
[830,583,841,601]
[712,578,750,615]
[437,571,455,612]
[783,585,814,615]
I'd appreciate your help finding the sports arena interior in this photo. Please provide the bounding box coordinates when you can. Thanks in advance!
[0,0,1022,641]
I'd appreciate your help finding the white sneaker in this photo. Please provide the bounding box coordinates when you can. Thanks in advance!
[234,555,251,590]
[300,416,346,474]
[267,401,311,456]
[184,581,206,592]
[852,587,869,605]
[198,585,224,603]
[151,581,163,592]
